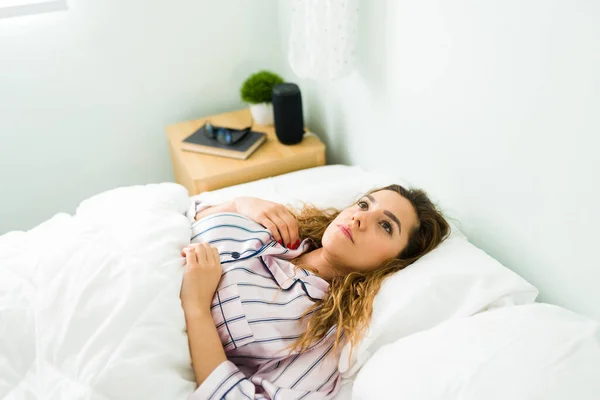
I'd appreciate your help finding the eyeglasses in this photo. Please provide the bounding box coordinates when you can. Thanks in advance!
[203,122,251,146]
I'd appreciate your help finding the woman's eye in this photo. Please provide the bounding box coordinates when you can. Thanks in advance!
[358,201,368,209]
[381,221,392,234]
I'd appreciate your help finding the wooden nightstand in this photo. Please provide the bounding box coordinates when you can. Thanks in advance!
[166,109,326,195]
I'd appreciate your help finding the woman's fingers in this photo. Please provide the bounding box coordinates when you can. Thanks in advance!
[211,247,220,265]
[257,208,300,248]
[183,243,222,273]
[197,243,211,265]
[183,243,209,264]
[204,243,215,264]
[268,213,289,247]
[233,198,301,248]
[277,209,299,247]
[269,207,299,248]
[185,246,197,267]
[260,217,281,243]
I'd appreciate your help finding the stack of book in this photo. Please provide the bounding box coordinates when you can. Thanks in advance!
[180,125,267,160]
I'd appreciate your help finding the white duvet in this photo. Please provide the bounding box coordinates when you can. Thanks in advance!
[0,183,196,400]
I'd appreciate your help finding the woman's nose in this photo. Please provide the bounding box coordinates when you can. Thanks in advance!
[351,212,362,228]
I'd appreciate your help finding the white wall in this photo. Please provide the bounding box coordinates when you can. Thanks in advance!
[0,0,284,234]
[3,0,598,321]
[279,1,600,320]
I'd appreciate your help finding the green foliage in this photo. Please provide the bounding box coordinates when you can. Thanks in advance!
[240,70,284,104]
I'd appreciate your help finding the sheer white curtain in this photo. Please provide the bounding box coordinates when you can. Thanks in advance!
[288,0,359,81]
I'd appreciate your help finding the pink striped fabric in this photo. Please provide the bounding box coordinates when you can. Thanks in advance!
[185,202,341,400]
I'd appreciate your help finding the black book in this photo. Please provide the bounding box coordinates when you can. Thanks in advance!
[181,125,267,160]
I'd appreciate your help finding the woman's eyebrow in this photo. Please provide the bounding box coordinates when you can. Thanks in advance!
[365,195,402,234]
[384,211,402,234]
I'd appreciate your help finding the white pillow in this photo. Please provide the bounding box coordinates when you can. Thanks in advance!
[189,164,404,211]
[337,233,538,377]
[353,303,600,400]
[190,165,538,377]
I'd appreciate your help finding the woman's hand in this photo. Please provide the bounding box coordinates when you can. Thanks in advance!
[180,243,222,313]
[233,197,300,249]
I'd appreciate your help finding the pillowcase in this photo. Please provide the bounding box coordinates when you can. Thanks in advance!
[353,303,600,400]
[337,232,538,377]
[188,164,402,210]
[189,164,538,377]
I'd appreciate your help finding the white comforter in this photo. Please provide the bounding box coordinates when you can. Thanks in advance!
[0,183,196,400]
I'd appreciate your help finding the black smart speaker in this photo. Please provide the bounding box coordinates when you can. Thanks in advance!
[272,83,304,145]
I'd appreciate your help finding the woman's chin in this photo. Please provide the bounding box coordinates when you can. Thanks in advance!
[323,232,349,250]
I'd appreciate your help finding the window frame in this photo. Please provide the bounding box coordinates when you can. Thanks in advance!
[0,0,67,19]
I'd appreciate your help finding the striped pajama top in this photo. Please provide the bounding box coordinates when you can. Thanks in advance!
[185,200,341,400]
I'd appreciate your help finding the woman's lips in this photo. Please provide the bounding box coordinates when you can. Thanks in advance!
[337,225,354,243]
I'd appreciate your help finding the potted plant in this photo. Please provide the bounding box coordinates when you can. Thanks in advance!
[240,70,284,125]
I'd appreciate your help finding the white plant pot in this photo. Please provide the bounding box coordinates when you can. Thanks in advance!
[249,102,274,125]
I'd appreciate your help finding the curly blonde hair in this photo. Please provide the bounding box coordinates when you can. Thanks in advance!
[287,185,450,358]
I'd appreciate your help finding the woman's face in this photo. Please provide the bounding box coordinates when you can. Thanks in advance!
[322,190,419,273]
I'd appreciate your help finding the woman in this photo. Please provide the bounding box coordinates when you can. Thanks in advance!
[180,185,450,399]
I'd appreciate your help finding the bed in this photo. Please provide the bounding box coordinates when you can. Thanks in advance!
[1,165,599,399]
